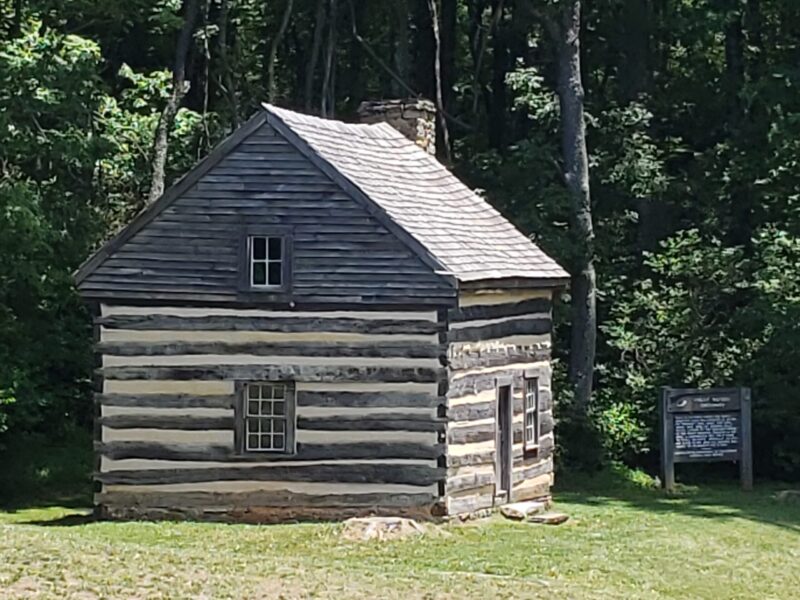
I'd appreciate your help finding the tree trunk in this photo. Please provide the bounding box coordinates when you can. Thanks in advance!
[439,0,456,149]
[556,0,596,412]
[620,0,651,102]
[147,0,200,205]
[412,0,435,100]
[12,0,23,36]
[305,0,326,111]
[488,0,508,150]
[217,0,240,127]
[321,0,337,117]
[427,0,451,163]
[200,0,212,151]
[471,0,503,116]
[266,0,295,103]
[392,0,410,96]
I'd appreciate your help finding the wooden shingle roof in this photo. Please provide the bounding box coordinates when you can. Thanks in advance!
[264,104,568,284]
[75,104,568,291]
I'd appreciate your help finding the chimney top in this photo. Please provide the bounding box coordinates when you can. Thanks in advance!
[357,98,436,156]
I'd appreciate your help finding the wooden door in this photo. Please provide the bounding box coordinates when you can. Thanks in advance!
[495,383,513,503]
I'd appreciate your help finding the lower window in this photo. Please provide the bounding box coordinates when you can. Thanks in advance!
[239,382,295,454]
[524,377,540,452]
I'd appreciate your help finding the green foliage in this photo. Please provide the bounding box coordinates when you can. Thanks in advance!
[0,426,92,506]
[2,0,800,482]
[600,228,800,478]
[0,23,103,440]
[0,21,207,446]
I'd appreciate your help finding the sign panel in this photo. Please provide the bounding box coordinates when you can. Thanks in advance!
[660,387,752,491]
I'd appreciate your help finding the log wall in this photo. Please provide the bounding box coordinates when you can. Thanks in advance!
[95,303,447,521]
[445,289,555,516]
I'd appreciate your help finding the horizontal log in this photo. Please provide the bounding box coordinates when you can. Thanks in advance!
[447,491,495,516]
[97,314,441,335]
[538,390,554,412]
[96,463,445,486]
[449,401,495,423]
[512,474,552,503]
[448,347,551,372]
[448,449,495,468]
[530,436,555,461]
[448,371,524,399]
[448,318,551,343]
[448,422,524,445]
[513,457,554,484]
[296,390,443,409]
[541,413,555,436]
[447,447,524,468]
[97,340,441,360]
[98,441,445,462]
[99,415,233,431]
[449,396,537,423]
[96,490,437,510]
[297,414,446,432]
[96,393,235,409]
[447,469,495,493]
[449,298,552,322]
[84,289,456,307]
[100,365,443,384]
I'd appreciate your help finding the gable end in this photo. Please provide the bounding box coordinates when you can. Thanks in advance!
[76,113,456,307]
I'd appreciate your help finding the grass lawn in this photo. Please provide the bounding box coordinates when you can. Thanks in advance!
[1,474,799,599]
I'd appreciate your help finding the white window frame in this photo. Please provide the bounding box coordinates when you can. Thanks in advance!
[239,382,296,454]
[248,235,284,289]
[524,377,540,452]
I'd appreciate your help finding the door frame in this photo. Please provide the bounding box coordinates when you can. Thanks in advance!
[495,377,514,504]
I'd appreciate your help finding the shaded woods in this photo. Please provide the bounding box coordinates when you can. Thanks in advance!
[1,0,800,483]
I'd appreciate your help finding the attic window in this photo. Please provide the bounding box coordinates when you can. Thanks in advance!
[249,235,284,288]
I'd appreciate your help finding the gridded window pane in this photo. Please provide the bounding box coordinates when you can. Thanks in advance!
[268,237,282,260]
[243,382,293,453]
[524,378,539,449]
[268,262,282,286]
[249,235,285,288]
[252,262,267,286]
[253,236,267,260]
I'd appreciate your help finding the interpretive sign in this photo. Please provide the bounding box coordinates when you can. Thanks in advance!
[660,387,752,491]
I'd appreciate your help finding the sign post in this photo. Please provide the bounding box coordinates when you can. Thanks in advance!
[660,387,752,492]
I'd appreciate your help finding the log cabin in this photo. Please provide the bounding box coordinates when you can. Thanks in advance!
[75,99,569,522]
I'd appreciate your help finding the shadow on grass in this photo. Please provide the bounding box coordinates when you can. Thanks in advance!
[20,510,97,527]
[554,467,800,533]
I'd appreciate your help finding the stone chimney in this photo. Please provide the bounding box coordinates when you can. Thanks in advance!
[357,98,436,156]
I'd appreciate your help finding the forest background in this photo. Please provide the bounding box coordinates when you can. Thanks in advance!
[1,0,799,496]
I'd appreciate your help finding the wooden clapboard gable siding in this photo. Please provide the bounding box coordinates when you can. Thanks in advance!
[78,123,455,306]
[95,304,447,519]
[443,289,556,516]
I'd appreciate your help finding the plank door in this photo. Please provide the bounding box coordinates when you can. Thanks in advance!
[495,382,513,504]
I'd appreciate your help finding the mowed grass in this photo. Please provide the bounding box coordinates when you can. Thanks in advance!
[1,476,799,599]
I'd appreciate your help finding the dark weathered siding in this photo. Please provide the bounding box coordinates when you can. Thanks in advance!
[78,123,455,306]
